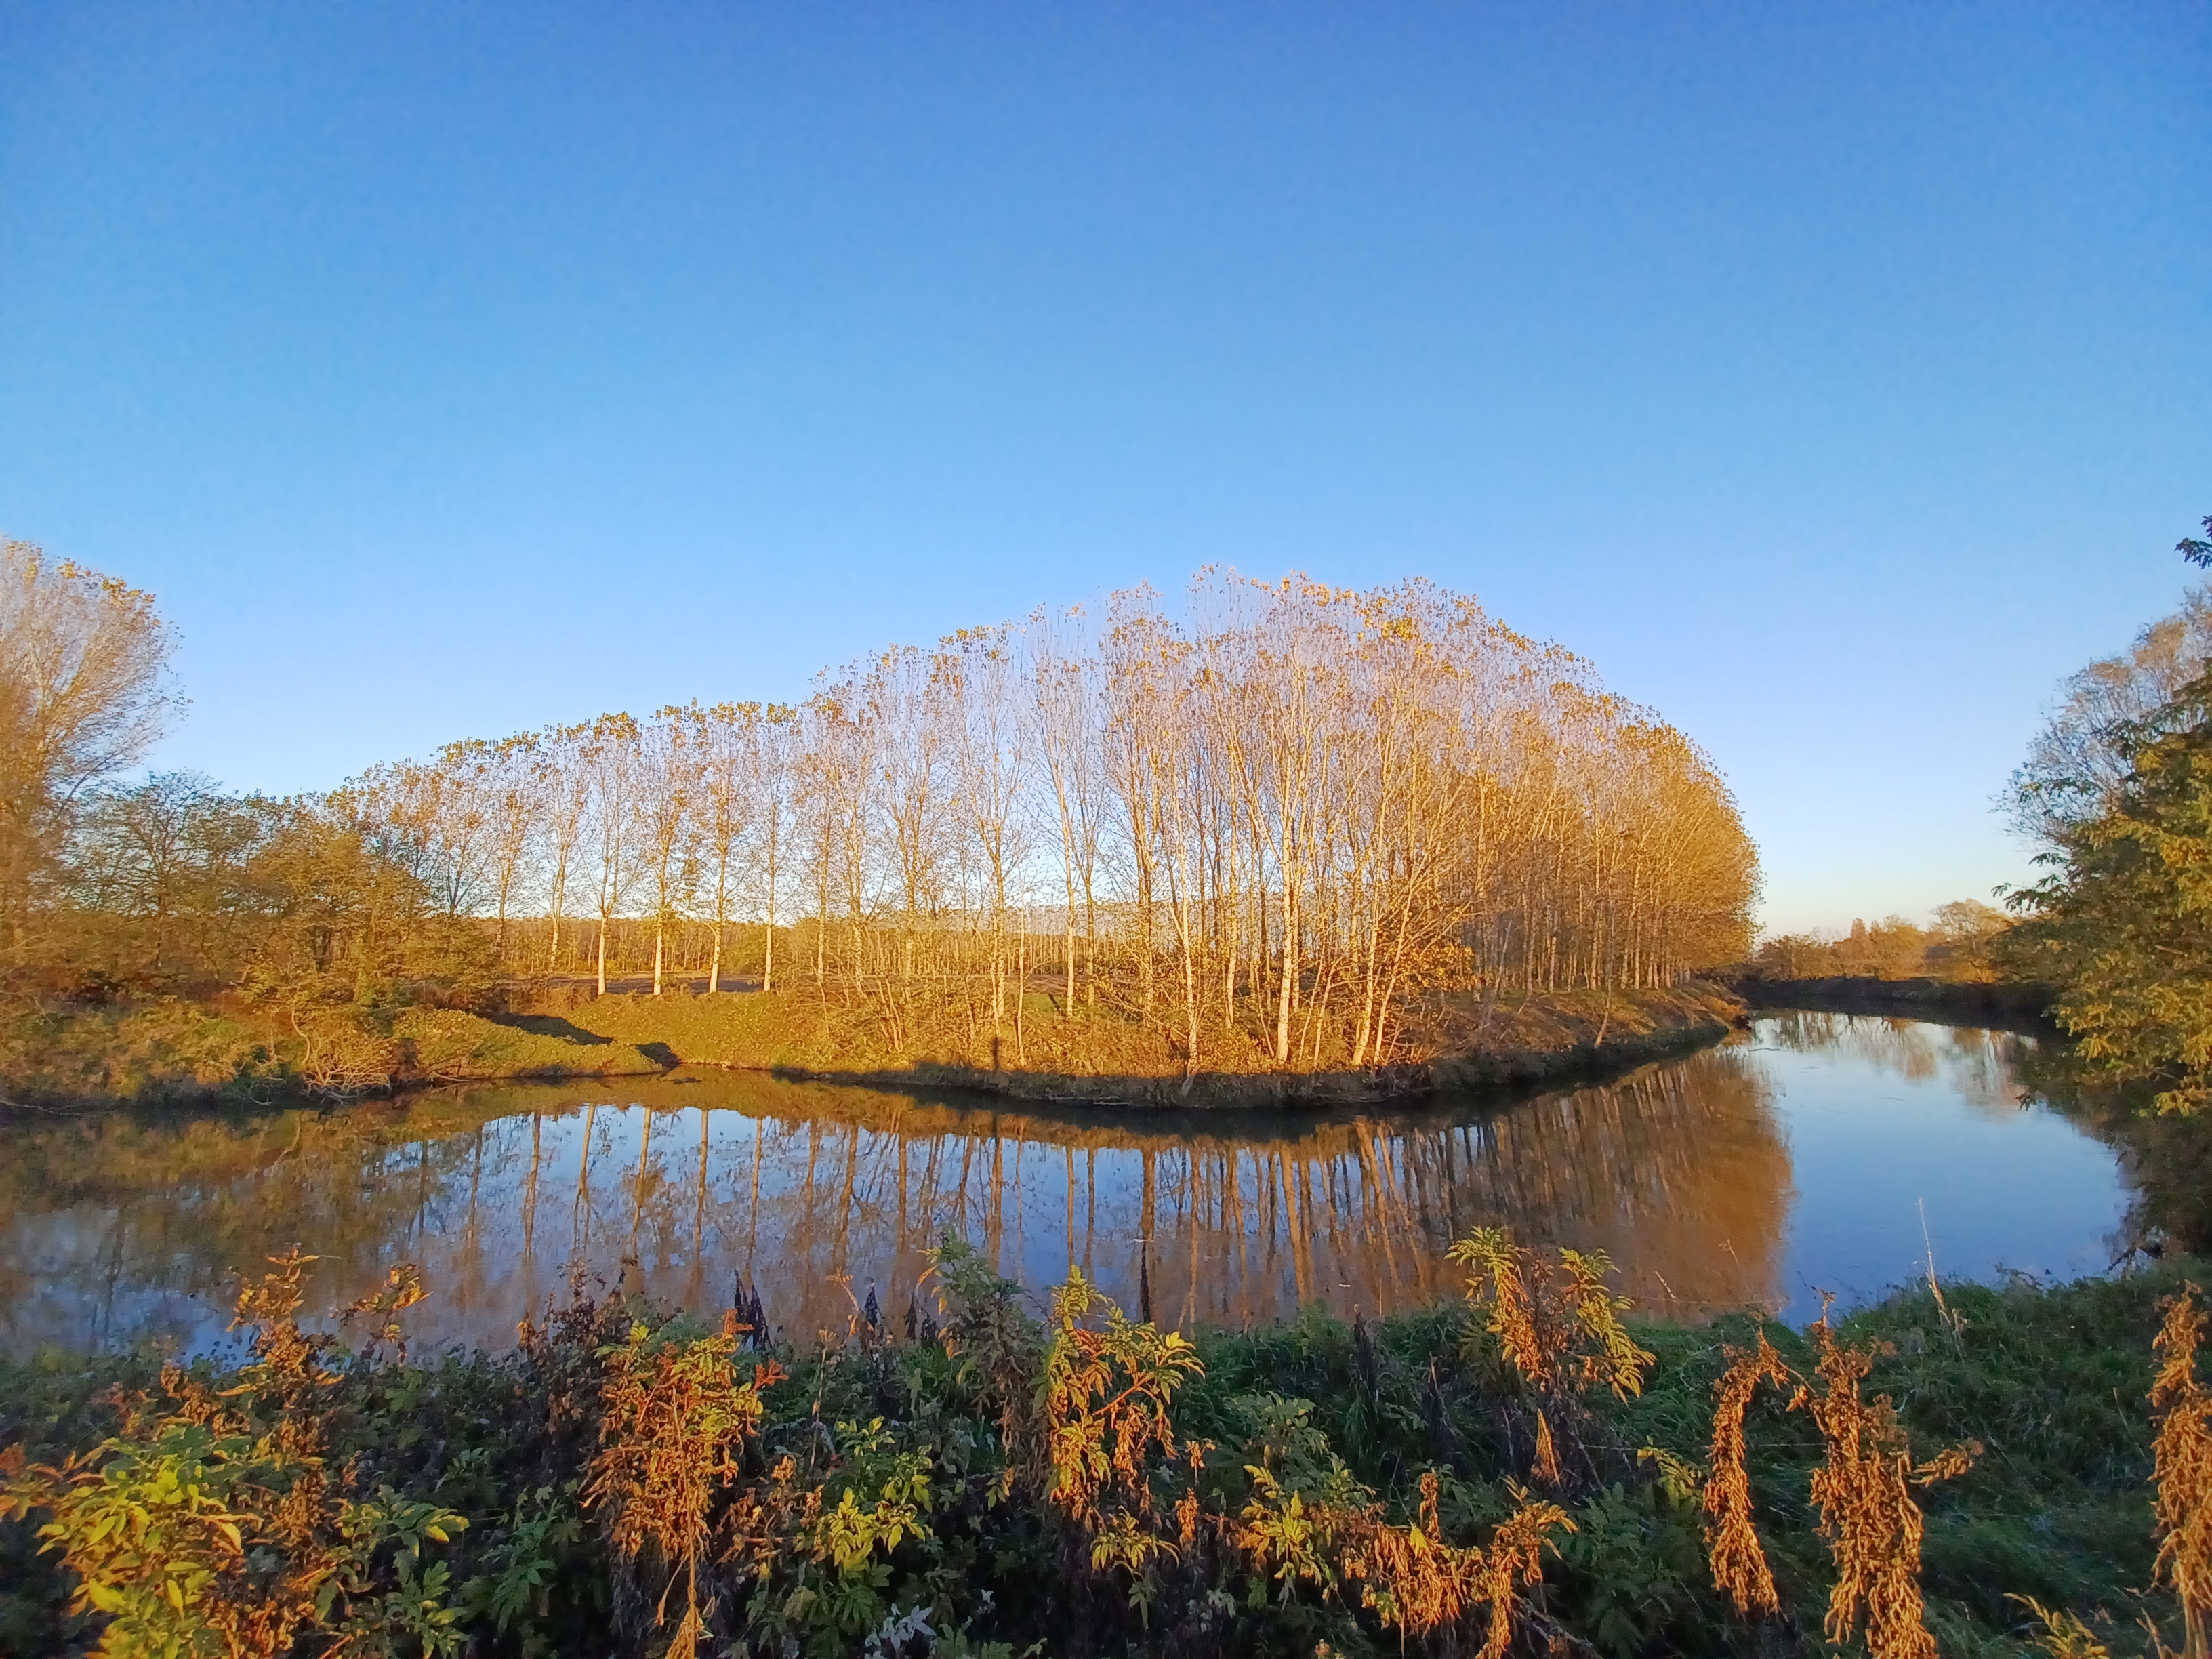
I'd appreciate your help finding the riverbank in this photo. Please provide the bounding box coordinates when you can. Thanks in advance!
[0,993,663,1114]
[0,1249,2192,1657]
[537,978,1742,1107]
[0,981,1742,1114]
[1734,971,2055,1031]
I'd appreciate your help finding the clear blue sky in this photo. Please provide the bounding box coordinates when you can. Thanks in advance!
[2,3,2207,934]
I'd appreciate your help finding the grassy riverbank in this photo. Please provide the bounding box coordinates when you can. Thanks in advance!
[529,979,1742,1106]
[0,981,1740,1113]
[0,1247,2197,1658]
[0,993,661,1111]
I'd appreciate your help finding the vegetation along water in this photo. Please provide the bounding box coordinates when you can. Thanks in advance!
[9,523,2212,1653]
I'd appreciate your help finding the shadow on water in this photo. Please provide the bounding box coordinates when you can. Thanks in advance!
[0,1016,2151,1357]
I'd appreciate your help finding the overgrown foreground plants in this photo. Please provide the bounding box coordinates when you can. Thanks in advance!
[5,1241,2212,1658]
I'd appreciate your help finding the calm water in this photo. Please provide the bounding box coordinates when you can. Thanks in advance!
[0,1015,2137,1357]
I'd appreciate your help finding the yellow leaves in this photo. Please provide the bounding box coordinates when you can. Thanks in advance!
[2011,1595,2117,1659]
[1036,1268,1204,1544]
[2151,1282,2212,1652]
[4,1409,462,1659]
[1449,1229,1654,1494]
[1088,1509,1174,1575]
[814,1486,924,1573]
[1232,1460,1572,1646]
[1558,1248,1655,1401]
[1235,1467,1329,1592]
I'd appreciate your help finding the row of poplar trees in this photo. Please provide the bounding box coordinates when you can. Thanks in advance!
[22,550,1761,1056]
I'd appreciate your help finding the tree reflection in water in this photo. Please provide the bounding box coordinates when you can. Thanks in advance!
[1757,1010,2036,1113]
[0,1017,2114,1356]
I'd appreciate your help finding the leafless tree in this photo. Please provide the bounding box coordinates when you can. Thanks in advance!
[0,541,178,959]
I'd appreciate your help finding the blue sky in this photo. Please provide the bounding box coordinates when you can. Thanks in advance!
[1,3,2206,934]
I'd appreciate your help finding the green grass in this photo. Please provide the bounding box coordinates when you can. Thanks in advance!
[1,1262,2192,1658]
[390,1006,657,1078]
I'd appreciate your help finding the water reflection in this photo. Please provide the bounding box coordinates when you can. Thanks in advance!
[1757,1011,2030,1113]
[0,1017,2131,1355]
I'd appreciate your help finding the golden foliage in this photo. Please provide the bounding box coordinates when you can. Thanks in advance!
[1449,1228,1656,1497]
[2152,1282,2212,1659]
[1792,1315,1978,1659]
[1039,1268,1205,1563]
[1698,1313,1974,1654]
[0,1249,465,1658]
[584,1311,782,1659]
[1450,1230,1655,1404]
[2011,1595,2116,1659]
[1702,1328,1791,1617]
[1454,1228,1553,1389]
[1559,1247,1654,1400]
[1233,1465,1571,1651]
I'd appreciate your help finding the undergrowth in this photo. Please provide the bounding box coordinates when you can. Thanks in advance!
[1,1246,2205,1657]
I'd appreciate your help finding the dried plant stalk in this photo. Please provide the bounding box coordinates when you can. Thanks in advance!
[1237,1465,1570,1650]
[2152,1283,2212,1659]
[1531,1410,1561,1490]
[1792,1317,1977,1659]
[1704,1328,1791,1617]
[1449,1229,1655,1494]
[1471,1486,1575,1659]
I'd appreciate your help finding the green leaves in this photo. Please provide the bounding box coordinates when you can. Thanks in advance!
[2010,670,2212,1112]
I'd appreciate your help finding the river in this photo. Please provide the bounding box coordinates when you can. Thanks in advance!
[0,1012,2137,1357]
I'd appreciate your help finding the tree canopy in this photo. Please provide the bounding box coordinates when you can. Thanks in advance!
[2007,516,2212,1111]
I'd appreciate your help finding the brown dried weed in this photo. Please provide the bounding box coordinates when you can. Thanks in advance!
[1793,1314,1978,1659]
[2152,1282,2212,1659]
[1703,1327,1792,1618]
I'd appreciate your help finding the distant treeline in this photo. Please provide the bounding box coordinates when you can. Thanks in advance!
[3,543,1758,1070]
[1740,901,2009,985]
[1740,516,2212,1120]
